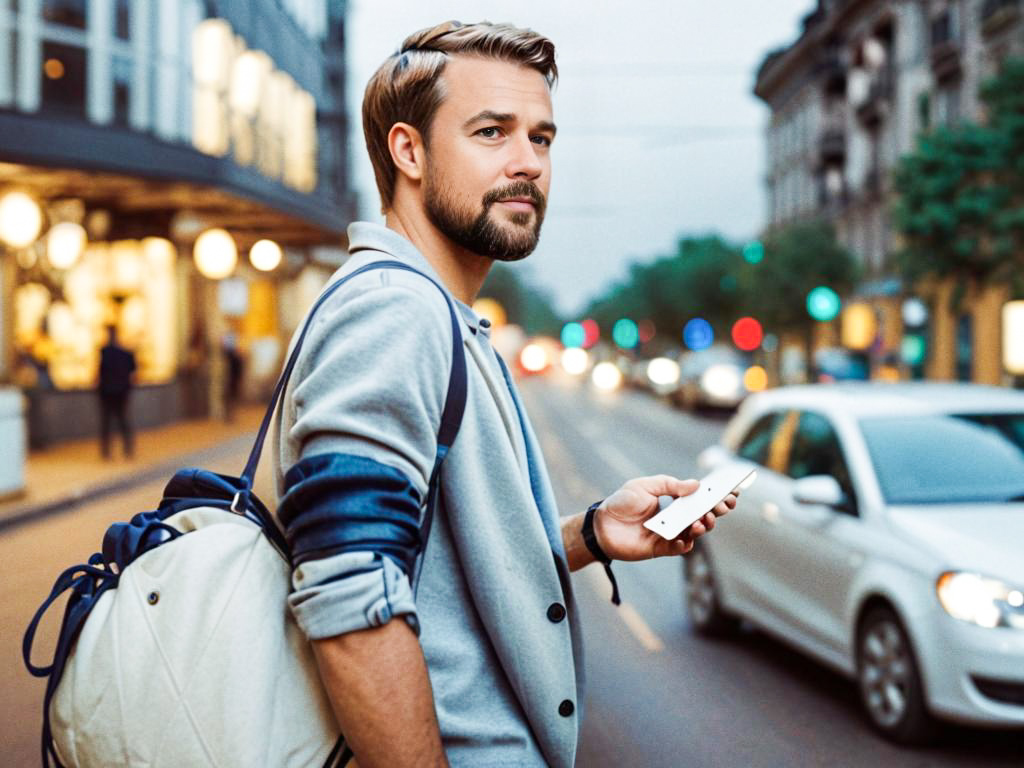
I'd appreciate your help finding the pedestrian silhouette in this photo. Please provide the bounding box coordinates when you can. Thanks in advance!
[98,325,136,459]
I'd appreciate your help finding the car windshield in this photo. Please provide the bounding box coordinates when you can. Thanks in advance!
[859,413,1024,505]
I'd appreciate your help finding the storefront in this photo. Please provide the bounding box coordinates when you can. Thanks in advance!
[0,3,353,449]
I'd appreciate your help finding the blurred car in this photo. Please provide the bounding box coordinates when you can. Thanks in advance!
[813,346,869,382]
[672,345,751,410]
[685,383,1024,743]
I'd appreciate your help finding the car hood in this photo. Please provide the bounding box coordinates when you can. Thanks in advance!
[887,504,1024,584]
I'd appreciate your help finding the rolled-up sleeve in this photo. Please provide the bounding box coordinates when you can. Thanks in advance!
[277,275,454,641]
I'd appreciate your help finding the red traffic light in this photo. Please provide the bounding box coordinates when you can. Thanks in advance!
[731,317,763,352]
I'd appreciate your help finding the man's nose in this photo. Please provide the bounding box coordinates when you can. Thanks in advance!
[506,132,543,180]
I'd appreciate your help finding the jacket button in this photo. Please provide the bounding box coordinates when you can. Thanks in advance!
[547,603,566,623]
[558,699,575,717]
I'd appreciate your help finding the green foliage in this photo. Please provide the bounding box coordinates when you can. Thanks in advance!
[581,224,857,346]
[738,219,859,332]
[893,58,1024,287]
[583,236,745,345]
[478,263,563,335]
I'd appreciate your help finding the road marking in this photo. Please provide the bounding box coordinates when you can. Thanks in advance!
[582,567,665,653]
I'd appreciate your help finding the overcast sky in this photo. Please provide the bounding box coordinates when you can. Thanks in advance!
[346,0,813,315]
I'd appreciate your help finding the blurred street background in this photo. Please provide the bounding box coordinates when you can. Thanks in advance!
[2,0,1023,765]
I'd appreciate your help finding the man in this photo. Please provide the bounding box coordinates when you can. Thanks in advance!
[275,21,735,767]
[98,324,136,459]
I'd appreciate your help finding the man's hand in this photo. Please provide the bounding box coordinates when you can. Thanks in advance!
[563,475,736,571]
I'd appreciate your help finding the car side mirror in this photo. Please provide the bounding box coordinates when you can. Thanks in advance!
[698,445,731,472]
[792,475,845,508]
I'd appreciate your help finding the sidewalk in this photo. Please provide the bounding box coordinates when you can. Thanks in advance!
[0,405,266,531]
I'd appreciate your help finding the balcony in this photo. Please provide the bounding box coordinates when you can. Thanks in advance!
[855,71,893,127]
[930,13,963,81]
[817,50,848,97]
[818,128,846,167]
[981,0,1021,36]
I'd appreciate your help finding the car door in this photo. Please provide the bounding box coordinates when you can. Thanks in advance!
[763,410,867,655]
[711,409,793,616]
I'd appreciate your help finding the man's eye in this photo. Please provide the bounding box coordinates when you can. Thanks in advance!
[531,135,552,147]
[476,127,501,138]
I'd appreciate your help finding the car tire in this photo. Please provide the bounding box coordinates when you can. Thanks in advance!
[855,606,936,745]
[684,542,739,636]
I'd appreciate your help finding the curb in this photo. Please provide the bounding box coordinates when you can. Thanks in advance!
[0,433,255,534]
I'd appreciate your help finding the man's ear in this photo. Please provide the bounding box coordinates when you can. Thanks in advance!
[388,122,426,183]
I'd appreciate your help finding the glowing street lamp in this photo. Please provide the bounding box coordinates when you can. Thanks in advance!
[807,286,841,322]
[249,239,282,271]
[46,221,87,269]
[0,191,44,248]
[193,228,237,279]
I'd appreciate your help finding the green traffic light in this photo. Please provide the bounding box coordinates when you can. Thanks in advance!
[612,318,639,349]
[807,286,841,322]
[743,241,764,264]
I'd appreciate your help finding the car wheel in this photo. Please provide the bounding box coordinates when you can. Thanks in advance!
[684,542,738,636]
[856,607,936,745]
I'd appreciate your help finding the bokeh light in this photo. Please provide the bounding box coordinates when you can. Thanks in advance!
[193,228,237,279]
[561,347,589,376]
[561,322,585,349]
[646,357,680,387]
[807,286,841,322]
[683,318,714,350]
[520,343,549,373]
[591,361,623,391]
[0,191,44,248]
[742,241,764,264]
[612,318,639,349]
[902,298,929,328]
[901,335,927,366]
[472,298,507,329]
[743,365,768,392]
[638,319,656,344]
[46,221,87,270]
[249,238,282,271]
[581,318,600,348]
[731,317,763,351]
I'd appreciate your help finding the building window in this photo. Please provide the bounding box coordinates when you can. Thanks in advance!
[41,41,86,117]
[936,84,961,126]
[42,0,86,29]
[115,0,130,40]
[113,55,131,126]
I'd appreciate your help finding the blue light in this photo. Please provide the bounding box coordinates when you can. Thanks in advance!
[683,318,714,350]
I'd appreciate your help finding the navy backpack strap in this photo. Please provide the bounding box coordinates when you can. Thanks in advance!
[238,260,467,499]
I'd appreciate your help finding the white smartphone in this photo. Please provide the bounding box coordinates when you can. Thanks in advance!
[642,465,757,540]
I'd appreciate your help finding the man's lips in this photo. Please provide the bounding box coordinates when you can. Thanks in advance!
[495,197,537,213]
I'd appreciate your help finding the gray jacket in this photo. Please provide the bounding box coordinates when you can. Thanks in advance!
[274,222,584,766]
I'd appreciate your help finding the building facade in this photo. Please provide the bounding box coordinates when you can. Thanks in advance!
[0,0,354,446]
[755,0,1024,385]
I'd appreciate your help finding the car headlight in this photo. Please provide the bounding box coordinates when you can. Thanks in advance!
[936,572,1024,629]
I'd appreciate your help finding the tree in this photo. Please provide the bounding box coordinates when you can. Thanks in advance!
[478,263,563,335]
[738,219,859,362]
[893,58,1024,297]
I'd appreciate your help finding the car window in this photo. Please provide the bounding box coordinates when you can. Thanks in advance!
[860,413,1024,504]
[736,412,782,465]
[787,411,857,510]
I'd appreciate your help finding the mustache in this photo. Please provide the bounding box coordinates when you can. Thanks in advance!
[483,181,546,212]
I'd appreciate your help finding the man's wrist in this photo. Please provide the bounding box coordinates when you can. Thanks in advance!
[581,501,611,564]
[581,500,621,606]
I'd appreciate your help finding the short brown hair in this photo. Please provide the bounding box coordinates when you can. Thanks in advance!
[362,21,558,212]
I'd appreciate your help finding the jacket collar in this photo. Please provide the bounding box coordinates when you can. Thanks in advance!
[347,221,485,337]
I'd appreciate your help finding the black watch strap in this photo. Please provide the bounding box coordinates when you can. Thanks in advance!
[583,501,621,605]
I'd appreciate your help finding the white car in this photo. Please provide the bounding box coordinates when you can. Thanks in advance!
[686,383,1024,743]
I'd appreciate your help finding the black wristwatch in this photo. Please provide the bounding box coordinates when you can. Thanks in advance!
[583,501,620,605]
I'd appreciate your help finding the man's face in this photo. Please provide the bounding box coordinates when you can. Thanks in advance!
[421,56,555,261]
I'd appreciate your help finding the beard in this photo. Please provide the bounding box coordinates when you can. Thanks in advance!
[424,174,547,262]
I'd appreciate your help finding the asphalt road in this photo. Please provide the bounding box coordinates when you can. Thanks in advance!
[2,374,1022,767]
